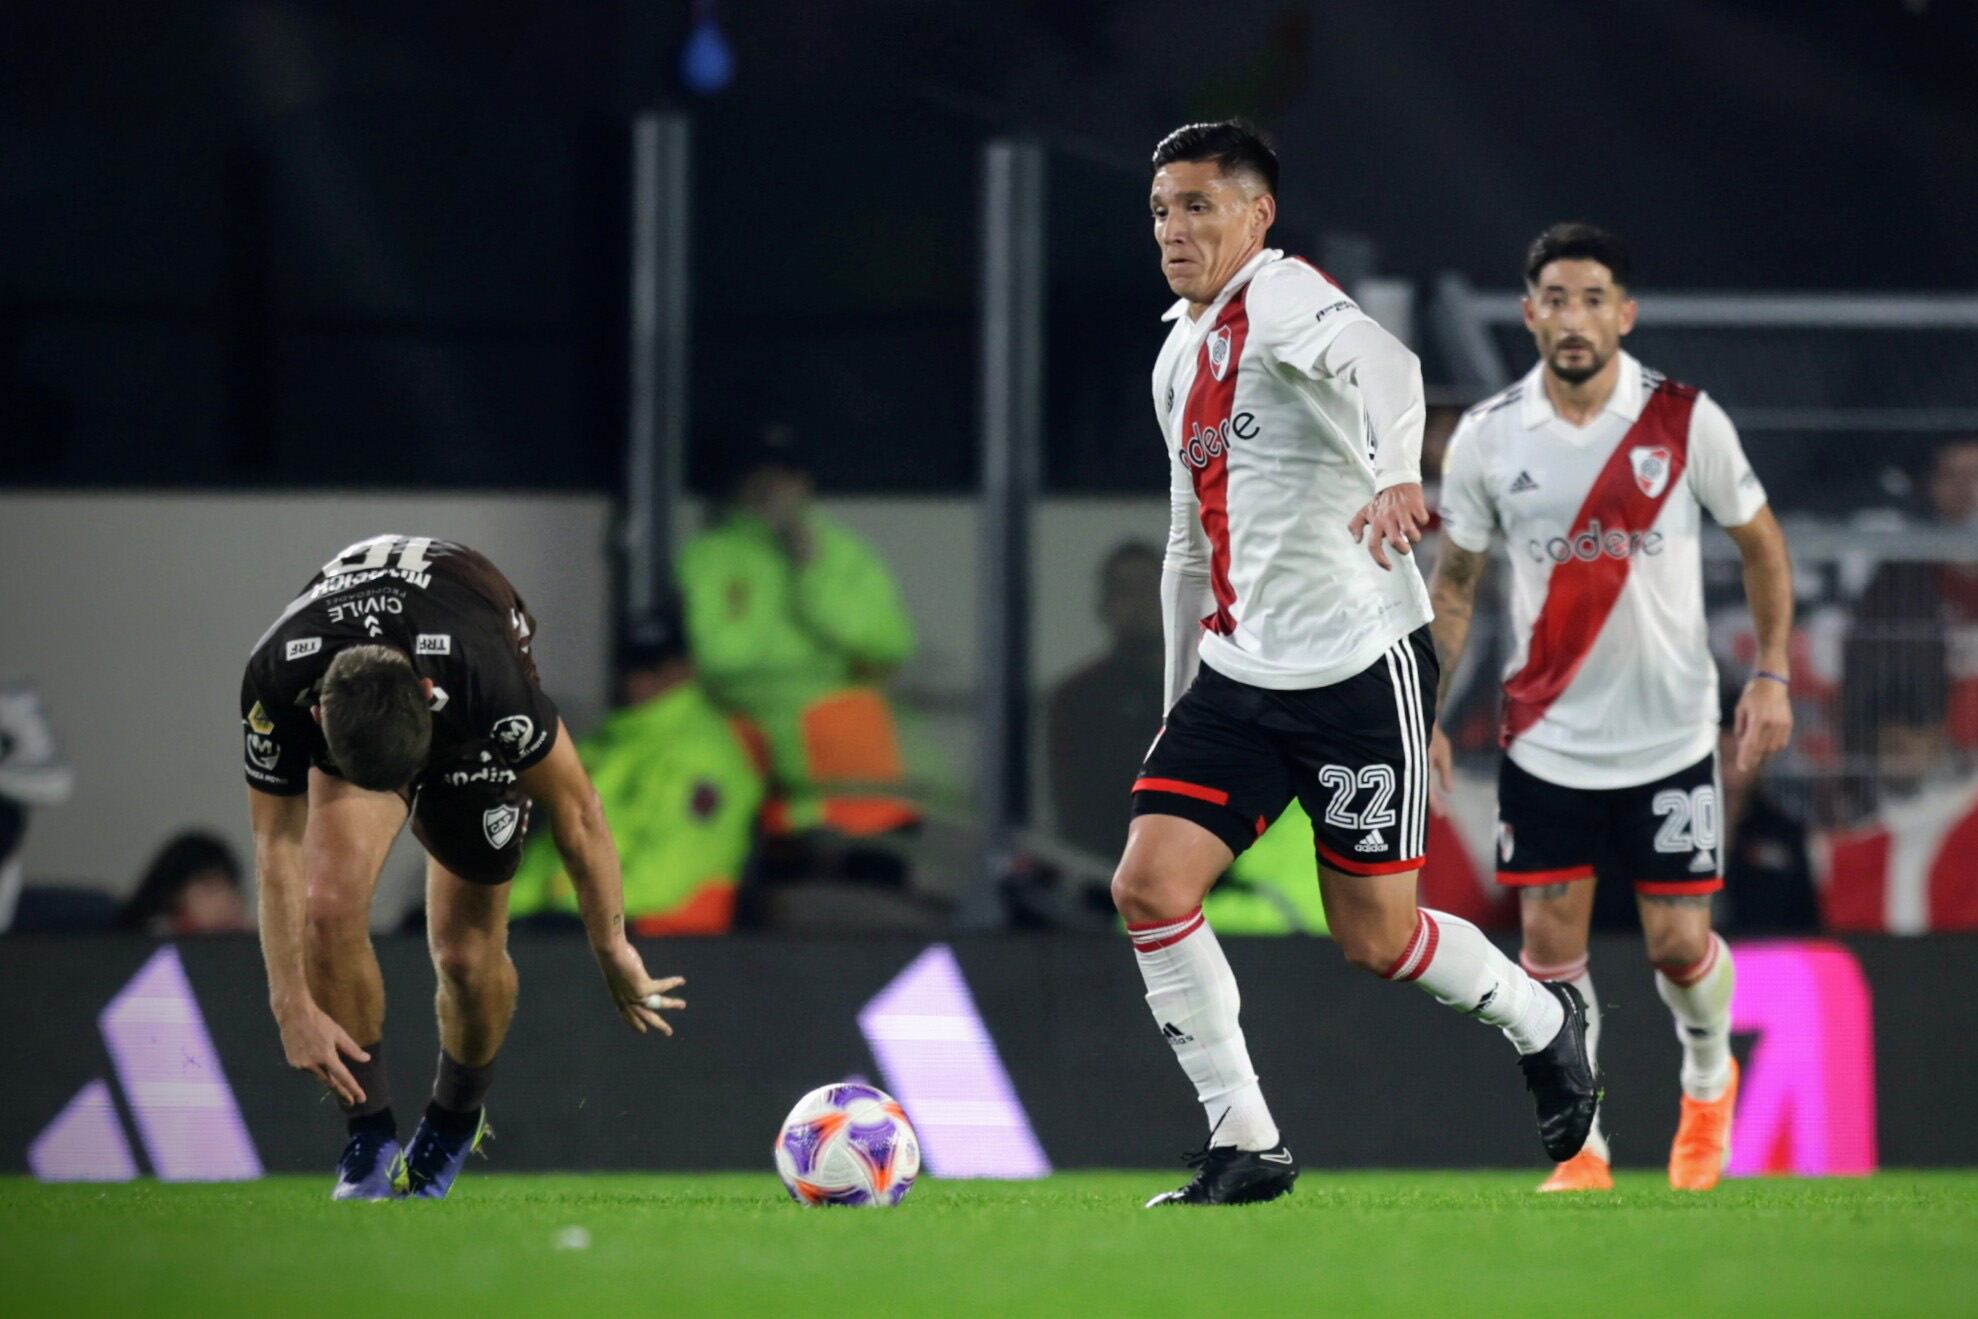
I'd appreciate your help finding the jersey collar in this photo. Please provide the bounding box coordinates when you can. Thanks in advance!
[1161,247,1278,323]
[1519,350,1645,429]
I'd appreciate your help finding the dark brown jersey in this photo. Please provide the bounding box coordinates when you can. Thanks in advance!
[240,536,560,795]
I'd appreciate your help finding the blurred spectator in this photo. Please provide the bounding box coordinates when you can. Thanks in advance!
[119,831,252,935]
[1714,690,1818,934]
[1839,437,1978,812]
[679,427,918,841]
[1045,542,1165,860]
[510,603,764,936]
[0,680,76,932]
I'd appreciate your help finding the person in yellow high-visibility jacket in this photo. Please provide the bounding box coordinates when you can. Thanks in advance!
[679,432,918,837]
[1205,802,1329,935]
[509,612,763,935]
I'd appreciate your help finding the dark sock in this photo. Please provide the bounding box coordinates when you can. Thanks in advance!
[347,1106,396,1139]
[431,1049,495,1117]
[424,1099,482,1139]
[338,1043,392,1120]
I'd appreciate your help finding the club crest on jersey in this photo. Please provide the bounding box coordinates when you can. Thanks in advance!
[1630,446,1673,498]
[482,803,521,850]
[1206,326,1233,381]
[245,731,280,770]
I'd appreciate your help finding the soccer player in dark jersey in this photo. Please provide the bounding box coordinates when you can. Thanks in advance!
[241,535,687,1200]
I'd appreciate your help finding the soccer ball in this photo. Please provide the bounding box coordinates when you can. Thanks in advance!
[773,1082,921,1207]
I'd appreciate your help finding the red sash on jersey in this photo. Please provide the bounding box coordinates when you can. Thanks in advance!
[1500,381,1698,746]
[1180,287,1251,636]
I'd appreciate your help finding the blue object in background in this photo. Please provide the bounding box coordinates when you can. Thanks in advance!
[681,3,734,94]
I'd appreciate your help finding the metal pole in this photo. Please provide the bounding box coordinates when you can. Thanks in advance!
[966,139,1046,927]
[624,112,693,622]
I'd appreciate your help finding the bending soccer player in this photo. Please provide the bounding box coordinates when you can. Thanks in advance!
[242,536,686,1200]
[1119,122,1597,1207]
[1428,225,1794,1192]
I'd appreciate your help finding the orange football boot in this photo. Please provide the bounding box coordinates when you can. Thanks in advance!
[1537,1148,1614,1193]
[1669,1059,1739,1191]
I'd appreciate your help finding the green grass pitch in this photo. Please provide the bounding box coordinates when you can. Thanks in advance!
[5,1171,1975,1316]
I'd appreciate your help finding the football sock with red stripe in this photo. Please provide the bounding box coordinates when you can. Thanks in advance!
[1387,909,1564,1055]
[1523,953,1609,1162]
[1655,934,1735,1101]
[1128,908,1281,1152]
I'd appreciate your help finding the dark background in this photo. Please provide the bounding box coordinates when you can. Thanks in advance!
[4,1,1973,493]
[6,934,1972,1173]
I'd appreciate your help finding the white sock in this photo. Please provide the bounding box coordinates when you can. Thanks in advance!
[1128,908,1281,1150]
[1656,934,1736,1101]
[1523,952,1609,1163]
[1387,908,1564,1055]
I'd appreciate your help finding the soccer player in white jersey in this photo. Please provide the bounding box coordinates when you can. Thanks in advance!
[1428,224,1796,1192]
[1114,122,1598,1207]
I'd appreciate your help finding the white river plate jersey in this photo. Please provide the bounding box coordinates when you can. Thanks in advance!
[1153,249,1432,691]
[1439,352,1769,790]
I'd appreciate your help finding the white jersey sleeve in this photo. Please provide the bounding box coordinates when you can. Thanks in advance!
[1686,393,1767,527]
[1247,263,1425,493]
[1161,426,1214,711]
[1246,261,1372,373]
[1436,414,1498,553]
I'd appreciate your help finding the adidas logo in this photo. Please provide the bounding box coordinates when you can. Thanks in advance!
[28,948,261,1182]
[1509,470,1539,494]
[1690,851,1716,874]
[1162,1022,1195,1046]
[1355,828,1386,854]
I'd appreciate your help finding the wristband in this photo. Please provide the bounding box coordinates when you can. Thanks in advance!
[1752,670,1790,690]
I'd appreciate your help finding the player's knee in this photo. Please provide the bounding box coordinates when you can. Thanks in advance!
[1335,921,1413,977]
[430,931,506,989]
[1110,860,1186,925]
[1109,864,1150,922]
[1646,924,1711,971]
[305,882,369,947]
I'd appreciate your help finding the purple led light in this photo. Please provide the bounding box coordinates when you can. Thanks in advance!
[28,1078,138,1182]
[857,943,1050,1179]
[1726,941,1878,1178]
[99,947,262,1181]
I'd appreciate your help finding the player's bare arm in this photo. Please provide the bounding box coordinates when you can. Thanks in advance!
[1425,541,1491,797]
[1723,505,1795,772]
[248,785,371,1106]
[518,721,686,1035]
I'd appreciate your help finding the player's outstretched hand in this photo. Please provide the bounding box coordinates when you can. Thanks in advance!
[1734,675,1793,773]
[598,937,687,1036]
[1348,483,1429,570]
[1428,725,1455,817]
[277,999,371,1107]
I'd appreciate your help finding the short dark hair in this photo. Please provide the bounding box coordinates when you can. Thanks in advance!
[120,831,241,931]
[321,645,430,791]
[1525,223,1632,289]
[1151,120,1278,195]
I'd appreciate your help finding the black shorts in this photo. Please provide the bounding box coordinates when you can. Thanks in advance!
[403,741,533,886]
[1495,751,1722,897]
[1131,628,1438,875]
